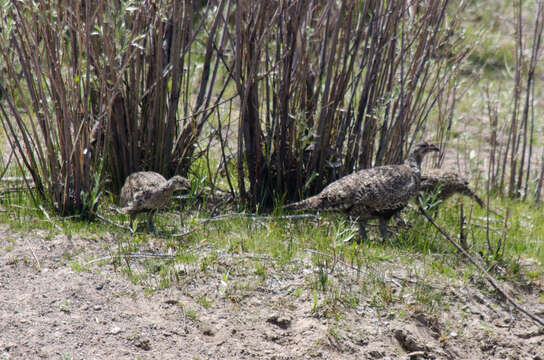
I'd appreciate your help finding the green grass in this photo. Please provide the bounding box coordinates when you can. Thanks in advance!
[0,178,542,318]
[463,0,543,76]
[0,0,542,335]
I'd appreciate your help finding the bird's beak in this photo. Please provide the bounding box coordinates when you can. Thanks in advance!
[429,144,440,153]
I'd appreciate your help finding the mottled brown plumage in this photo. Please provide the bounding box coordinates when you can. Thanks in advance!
[420,169,484,207]
[120,171,190,232]
[284,142,440,240]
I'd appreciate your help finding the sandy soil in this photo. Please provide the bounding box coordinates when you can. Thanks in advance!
[1,224,543,359]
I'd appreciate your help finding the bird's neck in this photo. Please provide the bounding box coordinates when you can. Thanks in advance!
[404,153,422,173]
[162,180,177,194]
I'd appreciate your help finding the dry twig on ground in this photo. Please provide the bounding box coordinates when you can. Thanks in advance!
[419,203,544,328]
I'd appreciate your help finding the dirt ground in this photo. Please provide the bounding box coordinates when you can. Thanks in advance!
[1,223,543,360]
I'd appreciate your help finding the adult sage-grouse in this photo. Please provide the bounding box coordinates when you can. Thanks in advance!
[284,142,439,241]
[420,169,484,207]
[120,171,190,232]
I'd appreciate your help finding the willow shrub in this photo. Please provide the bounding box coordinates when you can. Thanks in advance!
[0,0,228,215]
[223,0,469,210]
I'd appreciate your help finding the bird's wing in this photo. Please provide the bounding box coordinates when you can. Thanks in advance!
[319,165,418,211]
[120,172,167,206]
[123,189,156,212]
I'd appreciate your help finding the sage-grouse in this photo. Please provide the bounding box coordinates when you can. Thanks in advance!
[420,169,484,207]
[120,171,190,232]
[284,142,439,241]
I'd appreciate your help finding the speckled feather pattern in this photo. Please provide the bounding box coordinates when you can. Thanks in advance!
[288,165,419,220]
[284,142,440,230]
[120,171,190,215]
[120,172,168,208]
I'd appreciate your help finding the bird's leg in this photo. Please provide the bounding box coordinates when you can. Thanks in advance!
[129,215,136,232]
[378,218,389,241]
[179,198,186,228]
[357,220,368,243]
[393,212,407,228]
[147,210,156,233]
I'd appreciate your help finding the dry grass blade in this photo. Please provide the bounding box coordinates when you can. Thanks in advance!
[38,205,63,233]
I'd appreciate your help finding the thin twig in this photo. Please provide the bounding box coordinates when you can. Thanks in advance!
[84,252,177,266]
[419,203,544,328]
[0,147,14,182]
[0,185,34,194]
[102,208,195,235]
[109,205,125,215]
[125,252,176,259]
[84,256,114,266]
[172,229,195,238]
[86,243,215,267]
[95,212,134,233]
[9,204,35,211]
[179,94,238,122]
[277,214,320,220]
[0,176,34,183]
[194,212,319,223]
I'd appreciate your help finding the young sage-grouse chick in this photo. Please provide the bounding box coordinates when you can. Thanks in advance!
[120,171,190,232]
[420,169,484,207]
[284,142,439,241]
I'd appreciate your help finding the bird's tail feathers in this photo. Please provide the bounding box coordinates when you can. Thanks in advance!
[283,196,322,211]
[464,189,502,216]
[462,188,484,208]
[471,193,485,208]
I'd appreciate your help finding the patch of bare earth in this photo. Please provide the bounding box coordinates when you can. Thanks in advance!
[1,224,543,359]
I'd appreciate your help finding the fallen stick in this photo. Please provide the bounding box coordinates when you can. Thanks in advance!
[0,185,33,194]
[195,212,319,223]
[0,176,34,183]
[84,252,177,266]
[418,204,544,328]
[95,212,134,233]
[172,229,195,238]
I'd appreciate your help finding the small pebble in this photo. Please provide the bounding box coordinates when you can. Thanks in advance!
[109,326,122,335]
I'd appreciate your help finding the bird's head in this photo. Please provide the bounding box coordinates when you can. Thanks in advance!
[168,175,191,191]
[407,142,440,169]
